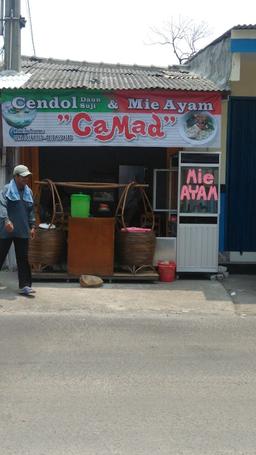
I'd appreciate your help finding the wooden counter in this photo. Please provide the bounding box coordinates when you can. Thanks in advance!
[67,217,115,275]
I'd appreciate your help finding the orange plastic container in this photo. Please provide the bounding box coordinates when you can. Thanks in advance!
[158,261,176,282]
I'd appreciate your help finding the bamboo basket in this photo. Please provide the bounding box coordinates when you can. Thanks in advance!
[117,230,156,268]
[115,182,156,271]
[28,228,66,270]
[28,179,66,271]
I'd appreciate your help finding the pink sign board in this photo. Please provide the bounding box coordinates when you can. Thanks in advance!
[180,167,219,214]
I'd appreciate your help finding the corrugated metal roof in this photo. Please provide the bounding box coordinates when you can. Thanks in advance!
[0,56,222,92]
[233,24,256,30]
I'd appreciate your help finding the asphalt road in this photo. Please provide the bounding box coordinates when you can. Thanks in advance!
[1,312,256,455]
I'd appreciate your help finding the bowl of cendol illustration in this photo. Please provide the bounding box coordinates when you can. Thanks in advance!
[2,102,37,128]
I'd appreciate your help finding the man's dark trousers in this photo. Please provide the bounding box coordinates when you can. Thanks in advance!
[0,238,31,289]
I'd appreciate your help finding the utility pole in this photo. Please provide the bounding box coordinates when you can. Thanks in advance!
[1,0,25,181]
[4,0,21,71]
[0,0,26,268]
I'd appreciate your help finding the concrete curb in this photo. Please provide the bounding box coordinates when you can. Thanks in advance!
[0,271,235,316]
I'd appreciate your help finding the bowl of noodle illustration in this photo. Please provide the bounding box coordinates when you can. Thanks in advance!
[2,102,37,128]
[179,111,217,144]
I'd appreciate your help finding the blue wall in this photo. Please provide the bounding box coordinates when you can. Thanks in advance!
[231,39,256,53]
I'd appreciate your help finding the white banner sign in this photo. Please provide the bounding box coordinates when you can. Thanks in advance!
[2,90,222,148]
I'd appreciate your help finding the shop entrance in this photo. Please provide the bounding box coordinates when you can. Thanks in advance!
[22,147,221,274]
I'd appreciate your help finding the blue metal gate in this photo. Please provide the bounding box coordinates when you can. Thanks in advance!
[226,97,256,252]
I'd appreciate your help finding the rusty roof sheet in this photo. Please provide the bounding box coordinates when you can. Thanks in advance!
[0,56,222,92]
[0,70,31,89]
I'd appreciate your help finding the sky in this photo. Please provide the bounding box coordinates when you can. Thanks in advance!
[14,0,256,67]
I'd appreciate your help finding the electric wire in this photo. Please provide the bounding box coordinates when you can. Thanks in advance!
[26,0,36,56]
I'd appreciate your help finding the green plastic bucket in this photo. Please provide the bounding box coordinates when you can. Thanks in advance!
[71,194,90,218]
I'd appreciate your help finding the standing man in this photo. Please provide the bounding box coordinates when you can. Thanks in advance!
[0,165,36,296]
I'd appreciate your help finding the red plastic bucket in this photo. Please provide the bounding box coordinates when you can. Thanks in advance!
[158,261,176,282]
